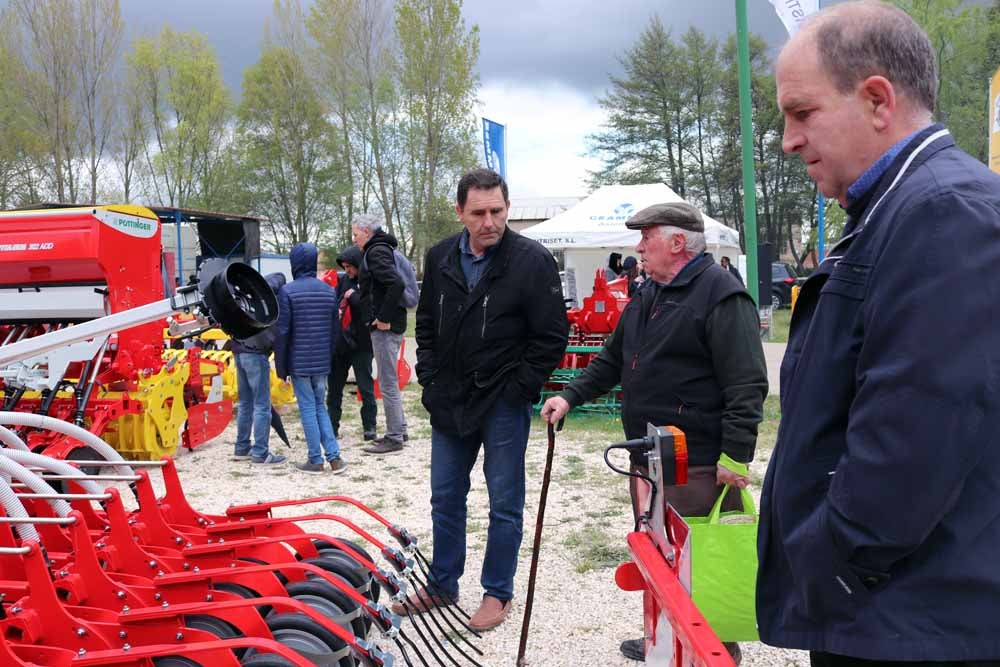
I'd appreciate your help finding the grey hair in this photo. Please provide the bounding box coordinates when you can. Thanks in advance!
[351,213,383,233]
[804,1,937,113]
[658,225,706,255]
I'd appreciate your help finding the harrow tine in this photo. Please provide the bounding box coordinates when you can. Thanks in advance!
[395,635,420,667]
[414,552,482,637]
[405,573,484,667]
[402,603,449,666]
[398,630,432,667]
[408,569,483,643]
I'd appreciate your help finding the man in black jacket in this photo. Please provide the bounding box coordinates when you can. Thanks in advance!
[352,214,409,454]
[397,168,568,631]
[541,201,767,663]
[326,245,378,442]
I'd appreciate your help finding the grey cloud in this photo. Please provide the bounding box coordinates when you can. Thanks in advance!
[106,0,790,98]
[464,0,789,95]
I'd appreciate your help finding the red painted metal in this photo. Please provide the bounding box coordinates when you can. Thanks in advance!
[0,207,231,458]
[617,531,734,667]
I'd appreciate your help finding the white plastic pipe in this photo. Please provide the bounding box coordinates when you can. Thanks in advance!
[0,450,103,495]
[0,424,30,451]
[0,455,71,517]
[0,477,39,543]
[0,412,132,476]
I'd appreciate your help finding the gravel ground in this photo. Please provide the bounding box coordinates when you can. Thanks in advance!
[142,386,807,667]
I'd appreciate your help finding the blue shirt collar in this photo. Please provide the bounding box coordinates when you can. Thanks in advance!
[459,228,498,261]
[846,126,929,202]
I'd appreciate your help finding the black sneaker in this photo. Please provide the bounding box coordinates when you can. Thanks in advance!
[329,458,348,474]
[362,438,403,455]
[295,461,326,474]
[620,638,645,662]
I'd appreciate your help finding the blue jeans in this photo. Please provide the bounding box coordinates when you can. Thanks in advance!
[234,352,272,459]
[428,397,531,602]
[291,374,341,464]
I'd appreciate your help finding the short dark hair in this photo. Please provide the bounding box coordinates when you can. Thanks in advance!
[811,1,937,113]
[457,168,509,208]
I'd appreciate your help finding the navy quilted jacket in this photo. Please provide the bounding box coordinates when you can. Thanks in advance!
[273,243,339,378]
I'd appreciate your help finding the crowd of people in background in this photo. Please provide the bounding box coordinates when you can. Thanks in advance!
[231,210,415,473]
[221,4,1000,659]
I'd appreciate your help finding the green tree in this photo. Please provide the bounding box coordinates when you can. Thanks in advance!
[893,0,990,161]
[395,0,480,262]
[589,16,689,194]
[8,0,84,202]
[127,26,232,208]
[76,0,124,203]
[0,11,45,208]
[238,45,342,250]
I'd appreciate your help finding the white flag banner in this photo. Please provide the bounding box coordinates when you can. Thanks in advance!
[769,0,821,35]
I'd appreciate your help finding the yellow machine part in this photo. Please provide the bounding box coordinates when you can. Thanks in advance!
[101,363,190,460]
[172,347,295,407]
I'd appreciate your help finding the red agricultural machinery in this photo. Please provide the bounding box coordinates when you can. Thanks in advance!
[605,426,735,667]
[0,206,236,461]
[537,270,632,413]
[0,227,488,666]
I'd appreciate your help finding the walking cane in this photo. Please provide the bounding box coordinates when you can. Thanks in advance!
[516,418,562,666]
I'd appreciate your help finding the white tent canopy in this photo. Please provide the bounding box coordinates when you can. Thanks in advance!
[521,183,741,304]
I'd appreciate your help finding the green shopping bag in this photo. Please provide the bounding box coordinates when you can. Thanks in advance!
[685,484,759,641]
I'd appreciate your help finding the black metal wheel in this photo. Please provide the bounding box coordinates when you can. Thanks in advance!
[184,614,246,659]
[285,579,367,638]
[309,539,380,604]
[245,612,356,667]
[153,657,205,667]
[201,263,278,339]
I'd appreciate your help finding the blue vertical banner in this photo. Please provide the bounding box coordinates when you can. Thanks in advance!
[482,117,507,181]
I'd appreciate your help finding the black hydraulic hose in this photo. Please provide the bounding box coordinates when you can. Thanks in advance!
[73,338,108,427]
[413,548,473,622]
[408,568,483,645]
[37,388,57,417]
[604,439,657,532]
[3,386,26,412]
[406,573,483,667]
[398,630,431,667]
[72,358,94,426]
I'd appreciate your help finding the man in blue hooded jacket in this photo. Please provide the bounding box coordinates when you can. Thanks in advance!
[274,243,346,474]
[759,3,1000,665]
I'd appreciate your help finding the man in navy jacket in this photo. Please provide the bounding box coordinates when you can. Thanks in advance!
[759,3,1000,665]
[274,243,346,475]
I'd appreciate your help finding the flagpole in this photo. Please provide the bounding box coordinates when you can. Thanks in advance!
[736,0,759,306]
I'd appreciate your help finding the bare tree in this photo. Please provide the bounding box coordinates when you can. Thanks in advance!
[76,0,124,203]
[10,0,82,202]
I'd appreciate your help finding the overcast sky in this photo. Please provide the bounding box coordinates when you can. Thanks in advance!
[86,1,791,198]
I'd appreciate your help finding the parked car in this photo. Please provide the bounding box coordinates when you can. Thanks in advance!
[770,262,802,309]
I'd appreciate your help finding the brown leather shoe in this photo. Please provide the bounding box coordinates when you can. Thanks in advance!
[390,587,457,616]
[469,595,511,631]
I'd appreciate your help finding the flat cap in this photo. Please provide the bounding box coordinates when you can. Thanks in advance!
[625,201,704,233]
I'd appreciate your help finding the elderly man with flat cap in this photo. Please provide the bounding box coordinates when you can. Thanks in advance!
[542,201,767,663]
